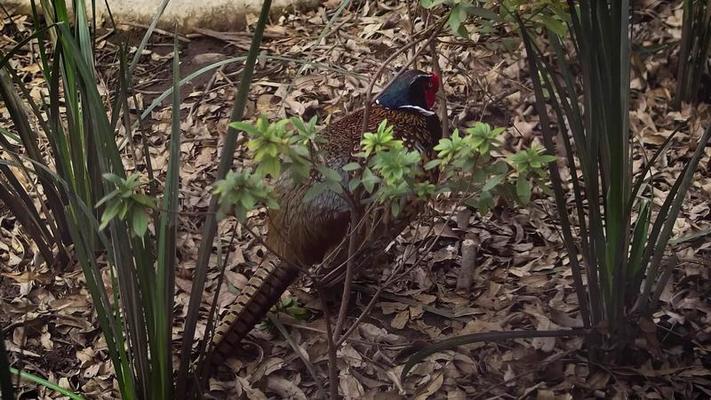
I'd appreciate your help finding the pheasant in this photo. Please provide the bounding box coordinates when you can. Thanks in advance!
[207,69,442,368]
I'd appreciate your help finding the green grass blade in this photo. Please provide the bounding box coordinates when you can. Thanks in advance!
[518,17,592,328]
[153,33,182,399]
[9,368,84,400]
[129,0,171,73]
[640,124,711,312]
[628,125,682,212]
[627,199,650,283]
[175,1,273,396]
[139,54,363,121]
[0,66,71,247]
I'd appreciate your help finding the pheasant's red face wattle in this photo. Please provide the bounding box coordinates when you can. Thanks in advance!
[424,73,440,110]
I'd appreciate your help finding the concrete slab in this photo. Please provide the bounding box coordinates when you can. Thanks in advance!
[4,0,319,31]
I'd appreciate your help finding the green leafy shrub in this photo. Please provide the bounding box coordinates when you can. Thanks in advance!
[215,115,552,224]
[420,0,569,38]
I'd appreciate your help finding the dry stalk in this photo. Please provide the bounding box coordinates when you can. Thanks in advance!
[456,235,480,294]
[429,39,449,137]
[317,286,339,400]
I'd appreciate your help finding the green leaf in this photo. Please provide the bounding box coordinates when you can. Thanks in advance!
[256,157,281,177]
[324,179,344,194]
[131,209,149,238]
[290,116,307,133]
[424,159,441,170]
[362,167,379,193]
[102,173,124,186]
[343,162,361,172]
[0,126,20,143]
[391,201,402,217]
[284,304,309,320]
[9,367,85,400]
[99,201,122,231]
[131,193,156,208]
[463,6,499,21]
[348,178,361,192]
[448,4,469,37]
[516,177,532,205]
[95,189,120,208]
[318,166,343,183]
[229,121,260,136]
[628,200,650,278]
[539,15,567,37]
[482,174,505,192]
[478,190,494,214]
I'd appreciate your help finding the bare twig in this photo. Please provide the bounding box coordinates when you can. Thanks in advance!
[317,287,339,400]
[335,186,478,348]
[334,210,362,340]
[195,224,238,389]
[117,22,191,42]
[269,314,327,400]
[429,39,449,137]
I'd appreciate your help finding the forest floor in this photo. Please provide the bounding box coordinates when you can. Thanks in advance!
[2,1,711,399]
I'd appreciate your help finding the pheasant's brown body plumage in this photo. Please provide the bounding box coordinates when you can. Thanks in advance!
[208,72,442,369]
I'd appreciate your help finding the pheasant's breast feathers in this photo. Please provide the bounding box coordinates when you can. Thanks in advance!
[320,105,441,167]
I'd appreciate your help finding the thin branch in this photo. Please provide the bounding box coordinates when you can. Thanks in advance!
[429,38,449,137]
[334,210,361,340]
[317,287,339,400]
[269,314,327,400]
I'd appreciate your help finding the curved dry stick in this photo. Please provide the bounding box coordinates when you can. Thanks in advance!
[401,328,590,378]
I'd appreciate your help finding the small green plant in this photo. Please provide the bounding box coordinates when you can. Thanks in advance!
[277,297,310,320]
[232,116,314,179]
[97,173,156,238]
[507,144,556,204]
[213,169,278,220]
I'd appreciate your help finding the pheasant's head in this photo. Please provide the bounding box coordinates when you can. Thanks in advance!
[375,70,440,115]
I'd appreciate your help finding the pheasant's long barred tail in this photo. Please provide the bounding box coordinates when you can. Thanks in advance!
[208,261,299,366]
